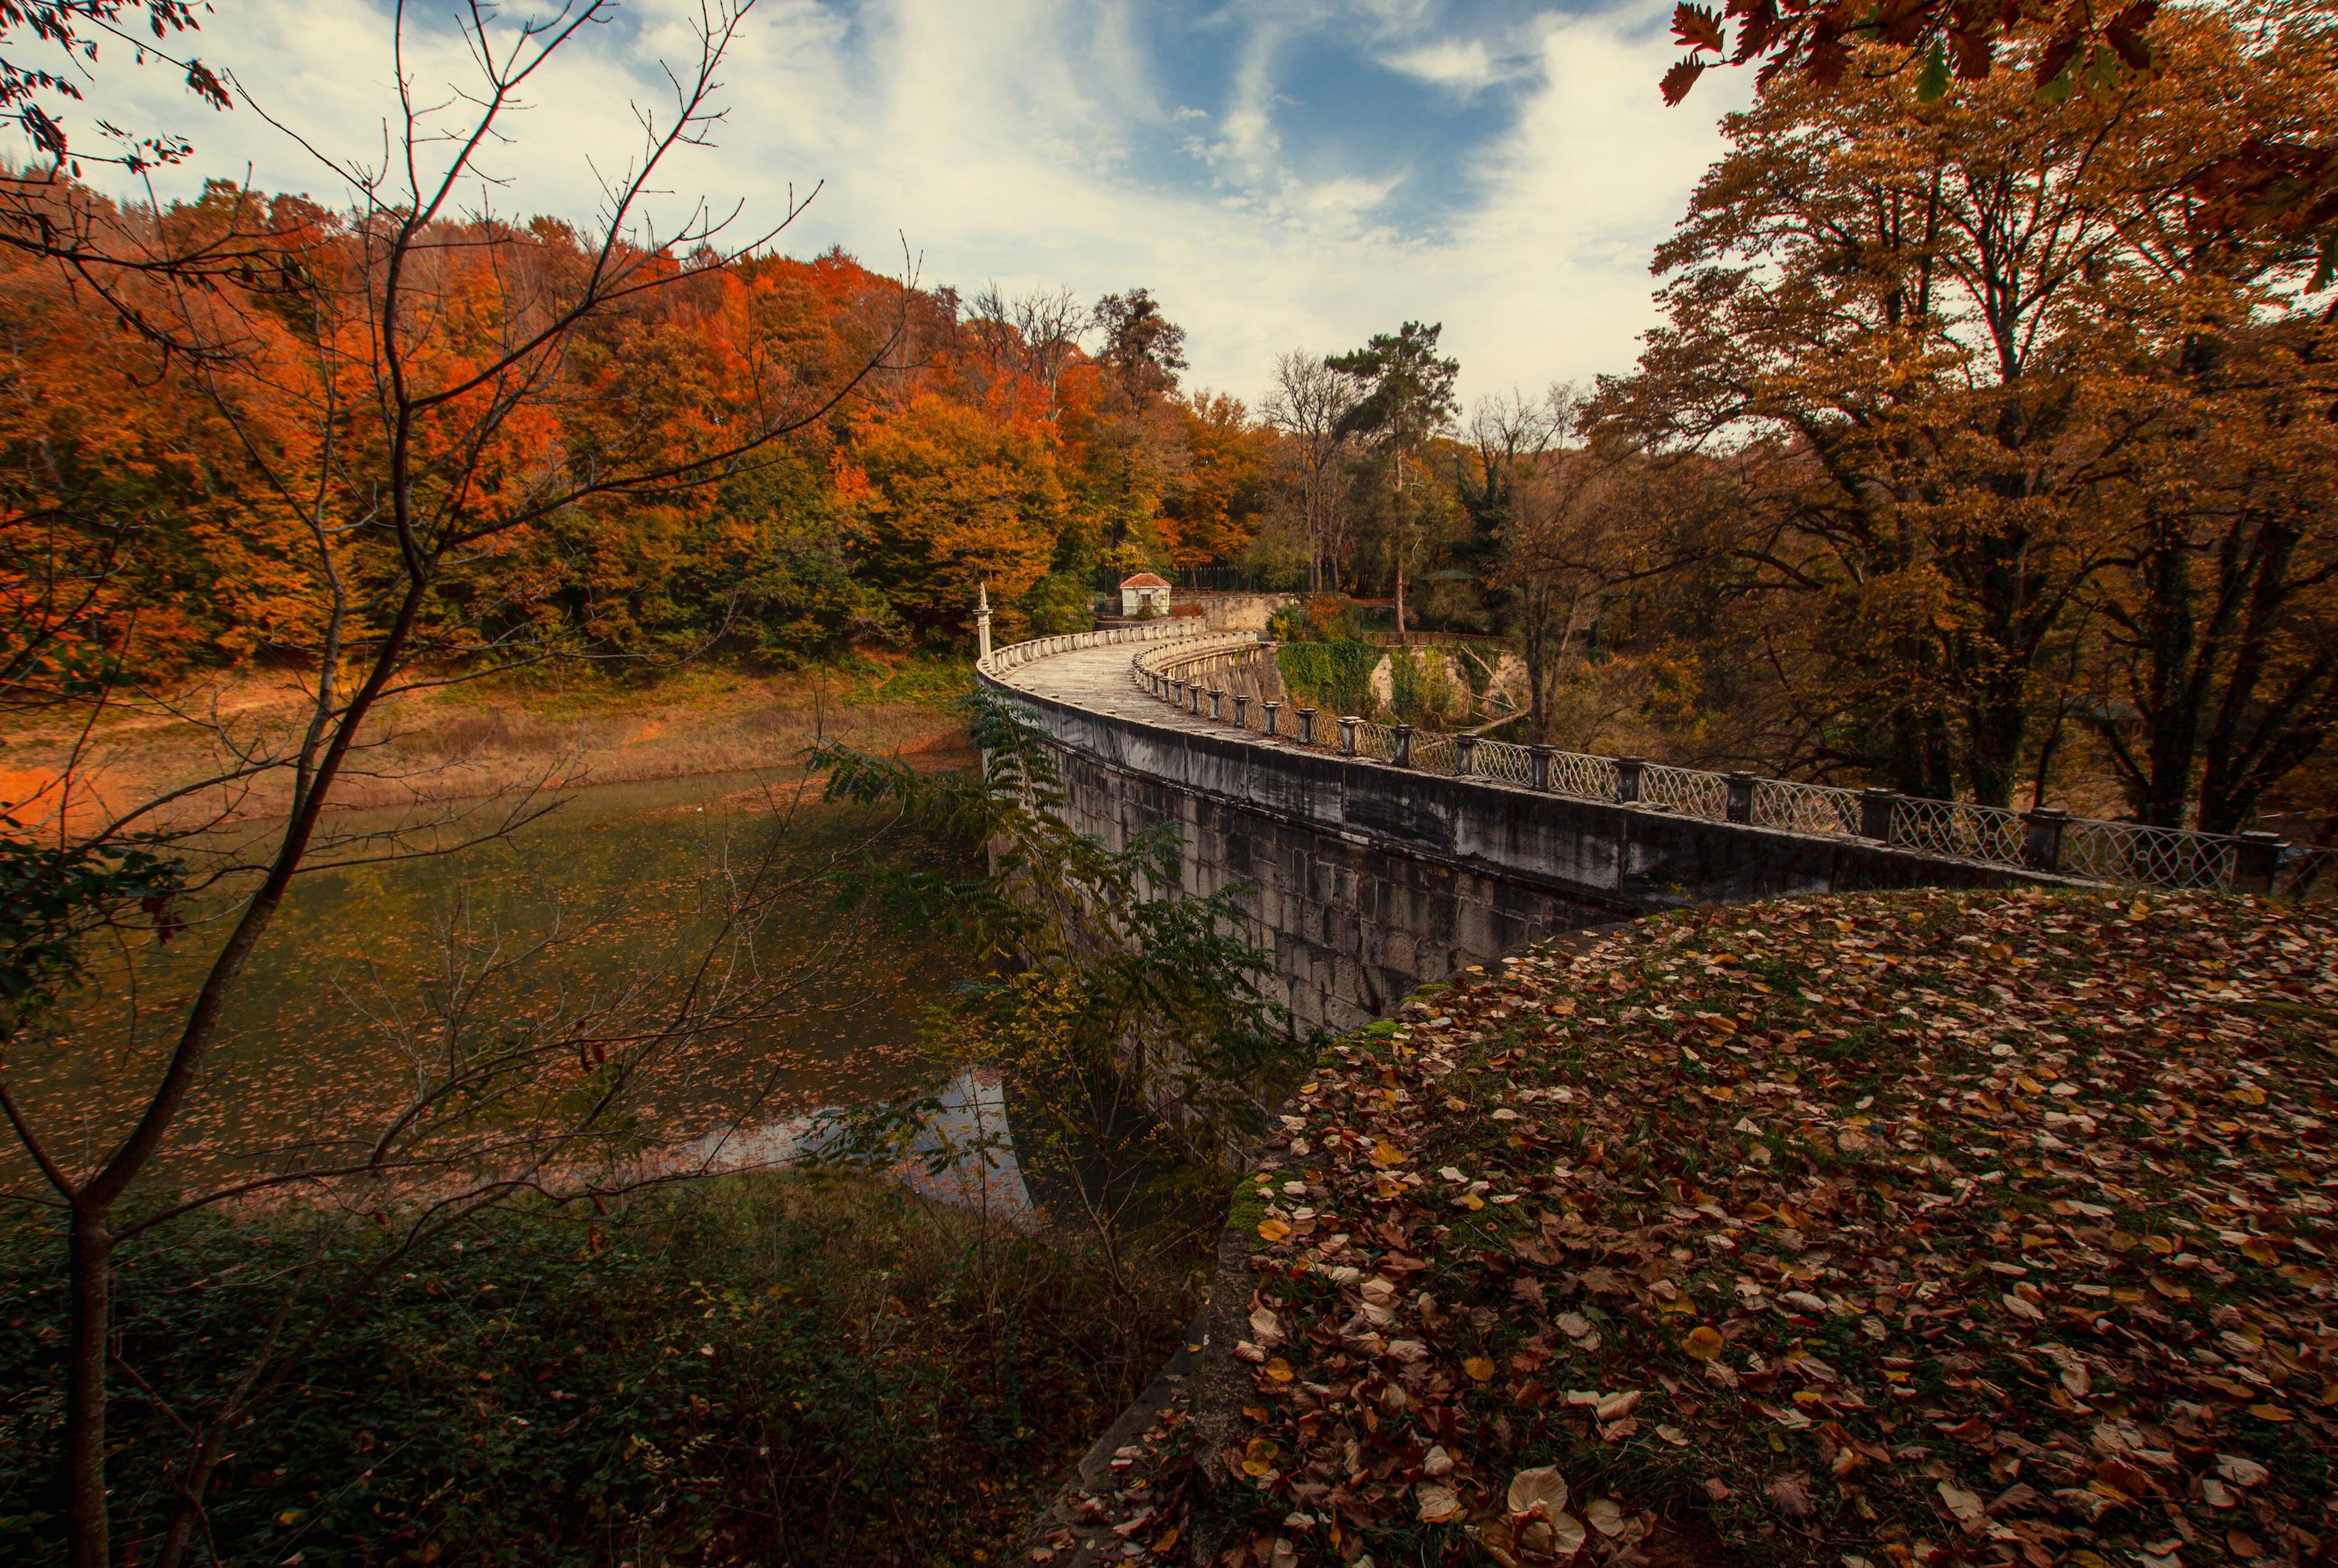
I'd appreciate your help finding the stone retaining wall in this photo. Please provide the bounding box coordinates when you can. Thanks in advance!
[980,643,2049,1032]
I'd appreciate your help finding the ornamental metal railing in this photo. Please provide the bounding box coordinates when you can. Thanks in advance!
[2059,816,2236,892]
[1046,629,2327,901]
[1889,794,2029,870]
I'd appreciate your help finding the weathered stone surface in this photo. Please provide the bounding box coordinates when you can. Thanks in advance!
[985,639,2045,1034]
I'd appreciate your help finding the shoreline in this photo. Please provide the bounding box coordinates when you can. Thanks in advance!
[0,659,978,831]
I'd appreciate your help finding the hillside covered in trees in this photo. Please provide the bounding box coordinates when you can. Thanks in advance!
[5,2,2331,838]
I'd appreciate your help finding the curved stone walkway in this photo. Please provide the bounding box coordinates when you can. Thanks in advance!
[994,637,1261,741]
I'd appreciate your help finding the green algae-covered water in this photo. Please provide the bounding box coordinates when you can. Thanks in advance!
[4,767,1012,1206]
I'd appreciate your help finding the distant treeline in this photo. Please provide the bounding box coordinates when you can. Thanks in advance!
[4,0,2331,835]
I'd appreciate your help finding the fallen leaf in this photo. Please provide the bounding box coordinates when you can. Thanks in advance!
[1507,1465,1569,1520]
[1416,1482,1462,1523]
[1682,1325,1725,1360]
[1766,1473,1814,1517]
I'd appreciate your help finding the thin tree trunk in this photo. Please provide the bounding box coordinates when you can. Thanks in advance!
[1522,588,1549,746]
[65,1209,111,1568]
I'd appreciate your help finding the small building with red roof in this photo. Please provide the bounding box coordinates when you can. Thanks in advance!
[1119,572,1172,618]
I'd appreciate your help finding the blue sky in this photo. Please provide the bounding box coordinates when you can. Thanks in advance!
[81,0,1752,405]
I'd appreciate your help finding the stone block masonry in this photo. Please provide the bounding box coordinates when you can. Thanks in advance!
[984,629,2049,1034]
[1048,743,1606,1031]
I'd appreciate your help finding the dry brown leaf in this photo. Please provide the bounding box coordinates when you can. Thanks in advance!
[1507,1465,1569,1520]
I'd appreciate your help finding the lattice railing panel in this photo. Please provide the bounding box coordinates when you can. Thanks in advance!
[2284,846,2336,901]
[2060,819,2234,892]
[1751,779,1862,838]
[1641,763,1729,821]
[1412,733,1457,773]
[1890,796,2025,869]
[1350,720,1399,761]
[1548,751,1620,802]
[1474,741,1536,786]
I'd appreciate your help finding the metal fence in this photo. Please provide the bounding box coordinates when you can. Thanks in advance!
[1089,564,1297,595]
[1094,631,2325,901]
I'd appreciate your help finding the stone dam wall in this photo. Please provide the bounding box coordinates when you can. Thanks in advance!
[980,631,2049,1033]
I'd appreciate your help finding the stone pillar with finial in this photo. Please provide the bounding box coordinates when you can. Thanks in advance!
[974,581,993,662]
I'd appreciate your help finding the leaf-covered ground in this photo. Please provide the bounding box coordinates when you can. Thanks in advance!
[1214,889,2338,1567]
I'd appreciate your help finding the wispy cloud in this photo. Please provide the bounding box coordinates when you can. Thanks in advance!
[1381,37,1502,92]
[78,0,1751,405]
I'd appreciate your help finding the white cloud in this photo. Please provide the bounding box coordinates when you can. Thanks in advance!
[74,0,1750,407]
[1381,37,1500,92]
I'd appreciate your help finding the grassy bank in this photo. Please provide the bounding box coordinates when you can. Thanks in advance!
[0,654,978,827]
[0,1171,1189,1566]
[1213,889,2336,1566]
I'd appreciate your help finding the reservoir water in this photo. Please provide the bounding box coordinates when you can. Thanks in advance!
[2,764,1028,1211]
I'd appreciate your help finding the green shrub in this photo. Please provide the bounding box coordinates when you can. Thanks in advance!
[1274,639,1381,719]
[1015,572,1095,637]
[0,1175,1182,1567]
[1386,647,1464,726]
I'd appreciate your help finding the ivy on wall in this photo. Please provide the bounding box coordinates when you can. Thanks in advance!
[1386,648,1466,727]
[1275,640,1382,720]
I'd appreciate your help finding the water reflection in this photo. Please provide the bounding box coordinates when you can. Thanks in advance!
[2,768,988,1205]
[664,1066,1036,1221]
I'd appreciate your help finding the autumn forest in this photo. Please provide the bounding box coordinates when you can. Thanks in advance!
[4,0,2337,1564]
[1,4,2328,840]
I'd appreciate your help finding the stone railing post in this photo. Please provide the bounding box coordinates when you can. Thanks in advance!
[1207,688,1224,720]
[1232,694,1249,727]
[1338,716,1358,755]
[1392,724,1414,767]
[1528,745,1555,791]
[1262,701,1280,737]
[2235,830,2286,894]
[1859,786,1898,842]
[2021,807,2069,873]
[1297,708,1317,745]
[1724,771,1757,825]
[1453,734,1478,776]
[1614,756,1646,805]
[1170,679,1185,708]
